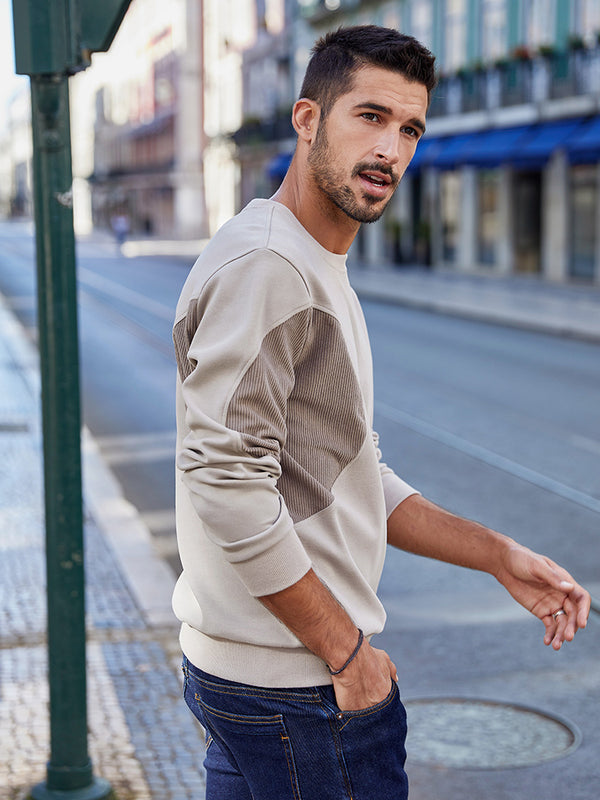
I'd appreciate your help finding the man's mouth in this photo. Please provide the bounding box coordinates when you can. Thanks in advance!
[360,171,392,187]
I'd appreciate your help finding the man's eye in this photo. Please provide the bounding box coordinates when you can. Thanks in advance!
[402,126,419,138]
[362,112,379,122]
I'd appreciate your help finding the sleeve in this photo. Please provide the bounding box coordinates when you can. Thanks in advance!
[174,251,313,597]
[372,431,420,518]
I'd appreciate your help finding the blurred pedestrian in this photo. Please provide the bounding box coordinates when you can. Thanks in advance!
[110,211,130,251]
[173,25,590,800]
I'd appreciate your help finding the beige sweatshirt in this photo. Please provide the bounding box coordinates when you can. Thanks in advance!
[172,198,418,687]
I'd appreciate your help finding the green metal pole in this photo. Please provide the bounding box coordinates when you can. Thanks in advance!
[28,73,113,800]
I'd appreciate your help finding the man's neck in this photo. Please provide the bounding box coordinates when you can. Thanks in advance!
[272,168,360,255]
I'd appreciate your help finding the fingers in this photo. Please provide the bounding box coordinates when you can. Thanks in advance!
[533,557,591,649]
[543,607,570,650]
[543,587,591,650]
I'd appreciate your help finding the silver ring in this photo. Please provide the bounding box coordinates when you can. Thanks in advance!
[552,609,566,621]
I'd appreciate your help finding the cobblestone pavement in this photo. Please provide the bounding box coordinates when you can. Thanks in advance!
[0,295,206,800]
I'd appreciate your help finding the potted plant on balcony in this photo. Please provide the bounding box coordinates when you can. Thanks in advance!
[512,44,532,61]
[568,34,585,51]
[537,43,557,59]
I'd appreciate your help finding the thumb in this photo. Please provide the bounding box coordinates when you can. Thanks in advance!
[534,556,574,592]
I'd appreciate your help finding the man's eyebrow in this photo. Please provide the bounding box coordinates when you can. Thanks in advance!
[353,102,426,134]
[353,101,393,115]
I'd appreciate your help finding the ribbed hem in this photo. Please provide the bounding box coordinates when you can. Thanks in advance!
[180,623,332,688]
[230,523,313,598]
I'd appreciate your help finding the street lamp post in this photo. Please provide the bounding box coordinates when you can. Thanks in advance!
[28,71,112,800]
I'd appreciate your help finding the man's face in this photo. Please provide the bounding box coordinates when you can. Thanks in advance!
[307,66,428,224]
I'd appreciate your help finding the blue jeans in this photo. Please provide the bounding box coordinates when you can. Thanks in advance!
[182,656,409,800]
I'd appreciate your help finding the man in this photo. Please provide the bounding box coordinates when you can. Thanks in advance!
[173,26,590,800]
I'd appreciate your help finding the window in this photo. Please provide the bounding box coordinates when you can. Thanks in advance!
[411,0,434,50]
[481,0,508,62]
[441,171,461,262]
[570,165,597,280]
[572,0,600,42]
[522,0,556,47]
[478,170,499,265]
[445,0,467,72]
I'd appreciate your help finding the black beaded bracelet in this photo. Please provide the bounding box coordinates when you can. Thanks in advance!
[327,629,364,676]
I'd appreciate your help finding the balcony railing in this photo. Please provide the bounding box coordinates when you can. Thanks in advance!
[232,108,294,147]
[429,46,600,118]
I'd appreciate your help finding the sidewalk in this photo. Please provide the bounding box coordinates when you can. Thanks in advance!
[348,262,600,343]
[1,260,599,799]
[0,292,204,800]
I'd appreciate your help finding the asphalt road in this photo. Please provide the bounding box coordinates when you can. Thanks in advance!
[2,219,599,799]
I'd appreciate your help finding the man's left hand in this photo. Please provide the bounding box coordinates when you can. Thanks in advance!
[494,543,590,650]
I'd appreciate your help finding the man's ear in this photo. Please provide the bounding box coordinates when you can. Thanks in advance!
[292,99,321,144]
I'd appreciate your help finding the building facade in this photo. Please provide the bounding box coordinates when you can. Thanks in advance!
[289,0,600,283]
[5,0,600,284]
[73,0,208,238]
[0,85,33,219]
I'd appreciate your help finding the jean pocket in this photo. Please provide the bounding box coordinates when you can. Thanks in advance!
[199,700,302,800]
[336,680,401,729]
[333,682,408,800]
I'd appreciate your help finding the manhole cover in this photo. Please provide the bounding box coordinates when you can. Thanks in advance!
[405,698,581,769]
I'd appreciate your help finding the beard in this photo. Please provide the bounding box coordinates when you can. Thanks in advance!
[307,120,399,224]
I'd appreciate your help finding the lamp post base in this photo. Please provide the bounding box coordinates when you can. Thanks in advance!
[30,777,115,800]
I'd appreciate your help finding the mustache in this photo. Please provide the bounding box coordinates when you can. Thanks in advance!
[351,161,399,187]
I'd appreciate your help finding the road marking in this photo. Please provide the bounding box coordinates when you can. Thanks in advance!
[569,433,600,456]
[375,401,600,516]
[78,266,175,321]
[95,430,175,466]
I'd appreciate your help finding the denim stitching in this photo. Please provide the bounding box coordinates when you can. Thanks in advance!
[317,698,354,799]
[199,698,286,727]
[199,684,322,704]
[200,696,303,799]
[279,730,302,800]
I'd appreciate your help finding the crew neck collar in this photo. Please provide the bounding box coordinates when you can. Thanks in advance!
[253,198,349,273]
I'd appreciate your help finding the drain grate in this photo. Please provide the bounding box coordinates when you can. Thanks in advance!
[405,697,581,769]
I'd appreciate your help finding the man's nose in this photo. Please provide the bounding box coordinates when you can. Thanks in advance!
[374,131,401,165]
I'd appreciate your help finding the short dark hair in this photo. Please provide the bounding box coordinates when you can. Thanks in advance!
[300,25,437,118]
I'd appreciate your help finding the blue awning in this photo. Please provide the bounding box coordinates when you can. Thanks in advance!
[510,117,587,168]
[429,133,476,169]
[406,136,445,172]
[267,152,293,180]
[566,115,600,164]
[463,124,533,167]
[407,117,594,172]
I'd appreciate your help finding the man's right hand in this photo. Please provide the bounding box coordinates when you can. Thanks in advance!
[259,569,397,711]
[332,639,398,711]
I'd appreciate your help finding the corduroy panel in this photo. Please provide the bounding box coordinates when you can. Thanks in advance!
[226,308,311,460]
[227,307,367,524]
[173,298,201,382]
